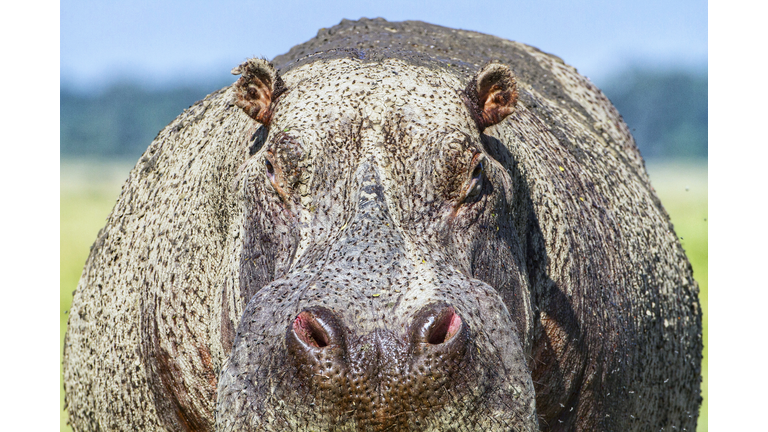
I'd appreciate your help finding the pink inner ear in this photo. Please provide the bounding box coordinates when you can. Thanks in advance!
[479,85,517,129]
[235,77,274,125]
[471,64,518,130]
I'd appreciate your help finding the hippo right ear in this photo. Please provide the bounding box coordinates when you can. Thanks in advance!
[463,62,519,131]
[231,58,286,126]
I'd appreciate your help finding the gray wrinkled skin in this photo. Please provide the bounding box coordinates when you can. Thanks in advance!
[64,18,701,432]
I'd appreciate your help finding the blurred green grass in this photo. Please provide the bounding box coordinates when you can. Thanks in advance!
[646,161,708,431]
[60,159,134,432]
[59,159,708,431]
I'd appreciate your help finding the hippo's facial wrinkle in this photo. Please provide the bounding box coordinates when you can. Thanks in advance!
[218,58,537,431]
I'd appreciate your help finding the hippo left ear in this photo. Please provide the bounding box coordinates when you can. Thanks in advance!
[231,58,286,126]
[463,62,519,131]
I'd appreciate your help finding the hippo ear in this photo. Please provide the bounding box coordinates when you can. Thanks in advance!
[231,58,286,126]
[464,62,518,131]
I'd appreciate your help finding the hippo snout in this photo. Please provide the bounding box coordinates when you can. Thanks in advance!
[284,303,471,429]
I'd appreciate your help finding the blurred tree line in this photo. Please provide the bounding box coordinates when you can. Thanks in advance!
[600,67,707,159]
[60,82,227,158]
[60,67,707,160]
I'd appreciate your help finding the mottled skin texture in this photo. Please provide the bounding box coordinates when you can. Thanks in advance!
[63,18,701,432]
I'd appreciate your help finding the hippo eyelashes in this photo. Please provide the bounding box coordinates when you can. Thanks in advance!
[263,151,288,200]
[261,134,306,203]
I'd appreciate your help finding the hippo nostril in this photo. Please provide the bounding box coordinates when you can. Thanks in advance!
[426,307,463,344]
[292,311,331,348]
[413,305,465,346]
[427,307,463,344]
[285,307,349,394]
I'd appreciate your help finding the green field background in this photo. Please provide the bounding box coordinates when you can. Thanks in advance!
[59,159,708,431]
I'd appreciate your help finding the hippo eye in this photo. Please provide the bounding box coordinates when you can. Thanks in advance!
[471,162,483,182]
[461,154,485,202]
[264,152,281,186]
[263,153,288,200]
[263,152,295,204]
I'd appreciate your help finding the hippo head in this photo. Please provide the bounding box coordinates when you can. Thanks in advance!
[216,54,538,431]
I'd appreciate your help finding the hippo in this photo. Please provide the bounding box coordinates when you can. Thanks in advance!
[63,18,702,432]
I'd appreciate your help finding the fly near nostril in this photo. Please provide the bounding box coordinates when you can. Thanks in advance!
[292,311,330,348]
[426,307,463,345]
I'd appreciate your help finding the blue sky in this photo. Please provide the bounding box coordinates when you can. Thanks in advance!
[61,0,707,92]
